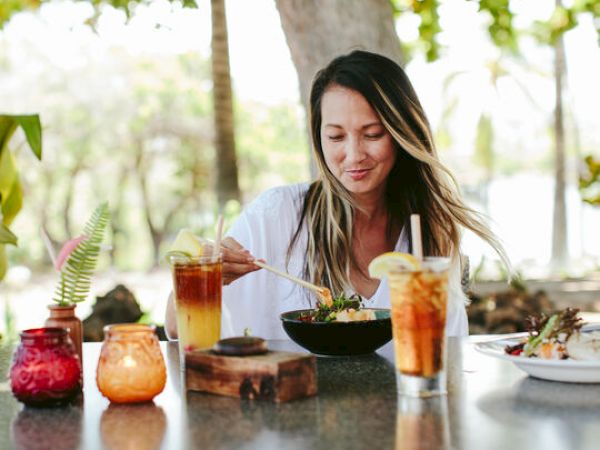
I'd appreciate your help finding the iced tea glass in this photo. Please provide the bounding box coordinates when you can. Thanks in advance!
[388,257,450,397]
[170,252,222,357]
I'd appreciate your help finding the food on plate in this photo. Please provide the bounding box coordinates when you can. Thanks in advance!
[566,332,600,361]
[503,308,600,361]
[298,293,376,323]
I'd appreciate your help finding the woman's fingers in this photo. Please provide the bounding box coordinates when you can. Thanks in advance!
[221,236,244,250]
[219,237,262,285]
[222,261,260,285]
[221,246,253,264]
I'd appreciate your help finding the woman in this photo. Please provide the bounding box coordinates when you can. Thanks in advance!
[166,50,509,339]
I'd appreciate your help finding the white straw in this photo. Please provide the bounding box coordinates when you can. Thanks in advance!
[410,214,423,261]
[213,214,224,260]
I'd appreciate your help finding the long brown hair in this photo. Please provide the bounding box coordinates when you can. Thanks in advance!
[288,50,509,297]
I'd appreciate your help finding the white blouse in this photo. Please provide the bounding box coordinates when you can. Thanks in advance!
[221,183,468,339]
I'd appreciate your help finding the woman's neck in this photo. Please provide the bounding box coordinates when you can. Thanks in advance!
[351,191,388,226]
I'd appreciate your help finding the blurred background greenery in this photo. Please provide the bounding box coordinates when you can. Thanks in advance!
[0,0,599,337]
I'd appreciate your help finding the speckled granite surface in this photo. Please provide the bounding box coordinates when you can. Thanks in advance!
[2,338,600,450]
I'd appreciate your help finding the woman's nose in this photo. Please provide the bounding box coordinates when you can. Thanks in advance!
[345,137,366,163]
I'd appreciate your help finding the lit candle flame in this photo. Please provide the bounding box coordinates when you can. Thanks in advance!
[122,355,137,368]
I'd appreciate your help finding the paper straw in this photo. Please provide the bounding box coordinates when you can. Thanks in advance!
[410,214,423,261]
[213,214,224,259]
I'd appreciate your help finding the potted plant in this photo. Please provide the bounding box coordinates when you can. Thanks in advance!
[45,203,110,363]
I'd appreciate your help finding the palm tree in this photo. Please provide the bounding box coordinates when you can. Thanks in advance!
[551,0,568,268]
[211,0,240,208]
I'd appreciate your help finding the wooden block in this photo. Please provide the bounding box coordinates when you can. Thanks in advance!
[185,350,317,403]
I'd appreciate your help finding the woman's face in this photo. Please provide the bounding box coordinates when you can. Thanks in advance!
[320,85,396,199]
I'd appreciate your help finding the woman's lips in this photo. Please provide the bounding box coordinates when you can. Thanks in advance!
[346,168,372,181]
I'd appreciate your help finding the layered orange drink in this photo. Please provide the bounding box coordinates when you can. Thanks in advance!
[168,230,222,353]
[369,253,450,396]
[388,263,448,377]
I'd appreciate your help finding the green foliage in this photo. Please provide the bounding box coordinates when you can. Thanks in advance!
[392,0,442,61]
[579,155,600,206]
[0,114,42,280]
[236,102,309,194]
[2,297,17,344]
[0,0,40,28]
[53,203,110,305]
[474,114,494,173]
[532,0,600,45]
[533,5,577,44]
[477,0,518,52]
[392,0,599,61]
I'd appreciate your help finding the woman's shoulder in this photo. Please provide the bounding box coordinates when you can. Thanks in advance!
[244,182,310,218]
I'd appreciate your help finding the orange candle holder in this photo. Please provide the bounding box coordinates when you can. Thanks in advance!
[96,324,166,403]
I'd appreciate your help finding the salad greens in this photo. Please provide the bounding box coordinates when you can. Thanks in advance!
[301,293,363,322]
[506,307,583,357]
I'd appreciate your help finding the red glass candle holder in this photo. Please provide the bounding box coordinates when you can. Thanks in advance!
[10,327,83,406]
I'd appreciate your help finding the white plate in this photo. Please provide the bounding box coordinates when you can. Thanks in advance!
[474,327,600,383]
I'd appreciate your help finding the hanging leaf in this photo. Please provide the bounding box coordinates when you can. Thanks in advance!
[1,176,23,226]
[13,115,42,160]
[0,224,17,246]
[0,245,6,280]
[579,155,600,206]
[0,144,18,204]
[0,113,42,281]
[0,117,17,152]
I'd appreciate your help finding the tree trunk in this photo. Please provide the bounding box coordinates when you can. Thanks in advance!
[275,0,403,176]
[551,0,568,268]
[211,0,240,208]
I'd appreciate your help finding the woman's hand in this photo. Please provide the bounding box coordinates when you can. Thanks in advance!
[221,237,262,285]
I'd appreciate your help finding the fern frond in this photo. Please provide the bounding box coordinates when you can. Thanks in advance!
[53,202,110,305]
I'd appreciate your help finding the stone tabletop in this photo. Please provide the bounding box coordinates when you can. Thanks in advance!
[2,338,600,450]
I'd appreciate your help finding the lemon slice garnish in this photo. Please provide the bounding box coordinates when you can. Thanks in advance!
[368,252,421,279]
[168,229,203,258]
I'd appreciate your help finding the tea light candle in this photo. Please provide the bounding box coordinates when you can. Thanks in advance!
[96,324,166,403]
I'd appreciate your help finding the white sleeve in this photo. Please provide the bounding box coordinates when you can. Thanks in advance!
[445,256,469,337]
[220,185,304,339]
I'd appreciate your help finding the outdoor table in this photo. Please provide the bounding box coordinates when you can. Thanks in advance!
[2,337,600,450]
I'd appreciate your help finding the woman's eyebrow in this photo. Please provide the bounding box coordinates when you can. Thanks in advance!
[361,121,382,129]
[323,122,382,129]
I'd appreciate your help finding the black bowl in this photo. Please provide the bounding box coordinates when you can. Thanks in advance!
[280,308,392,356]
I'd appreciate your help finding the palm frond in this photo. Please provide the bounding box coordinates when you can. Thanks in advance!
[53,202,110,305]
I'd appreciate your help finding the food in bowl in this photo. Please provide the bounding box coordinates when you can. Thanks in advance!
[280,307,392,356]
[297,293,376,323]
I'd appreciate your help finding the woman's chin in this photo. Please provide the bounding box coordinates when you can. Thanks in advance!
[340,178,382,197]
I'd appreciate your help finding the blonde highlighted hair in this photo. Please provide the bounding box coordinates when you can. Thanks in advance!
[288,50,509,298]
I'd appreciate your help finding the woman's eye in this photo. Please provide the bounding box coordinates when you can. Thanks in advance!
[365,133,384,140]
[327,135,344,141]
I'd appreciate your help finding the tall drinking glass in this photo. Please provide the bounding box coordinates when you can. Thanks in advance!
[388,257,449,397]
[169,251,222,357]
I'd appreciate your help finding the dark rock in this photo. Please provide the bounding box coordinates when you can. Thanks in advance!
[83,285,143,342]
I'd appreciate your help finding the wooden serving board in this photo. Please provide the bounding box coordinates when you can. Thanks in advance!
[185,350,317,403]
